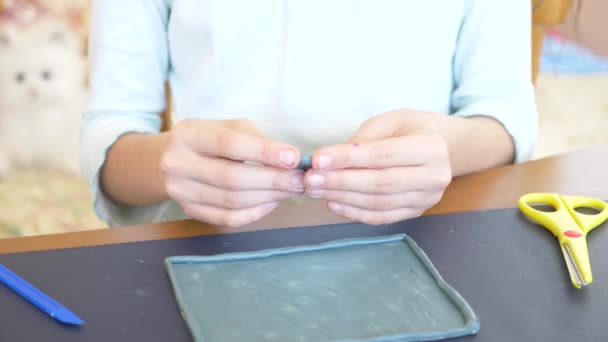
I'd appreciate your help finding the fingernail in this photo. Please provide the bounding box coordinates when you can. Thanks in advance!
[328,202,343,213]
[308,174,325,187]
[308,189,323,198]
[317,155,332,169]
[291,174,304,190]
[280,149,297,167]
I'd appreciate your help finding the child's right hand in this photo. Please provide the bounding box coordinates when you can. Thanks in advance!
[160,118,305,227]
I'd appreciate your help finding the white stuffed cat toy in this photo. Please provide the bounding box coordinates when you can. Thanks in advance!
[0,17,85,177]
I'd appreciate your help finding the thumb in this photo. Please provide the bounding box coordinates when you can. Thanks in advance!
[215,119,302,168]
[348,109,436,144]
[348,111,403,144]
[222,119,268,138]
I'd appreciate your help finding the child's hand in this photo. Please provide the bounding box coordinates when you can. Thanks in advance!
[161,119,305,227]
[305,110,452,225]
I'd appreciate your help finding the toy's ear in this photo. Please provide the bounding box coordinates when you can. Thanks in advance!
[0,27,16,47]
[50,29,66,44]
[0,33,9,46]
[48,27,81,52]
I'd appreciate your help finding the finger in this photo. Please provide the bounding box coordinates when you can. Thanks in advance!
[179,120,301,169]
[313,134,442,170]
[181,201,278,228]
[305,167,451,194]
[166,178,301,209]
[307,189,443,211]
[327,201,423,226]
[163,151,305,192]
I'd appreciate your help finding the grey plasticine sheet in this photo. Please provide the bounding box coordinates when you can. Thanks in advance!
[164,234,479,342]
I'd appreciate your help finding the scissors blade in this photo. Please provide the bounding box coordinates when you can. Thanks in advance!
[562,244,588,289]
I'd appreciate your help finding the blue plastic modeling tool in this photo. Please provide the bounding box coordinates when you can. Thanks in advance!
[0,264,84,325]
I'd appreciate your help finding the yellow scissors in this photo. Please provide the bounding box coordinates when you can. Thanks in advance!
[518,193,608,289]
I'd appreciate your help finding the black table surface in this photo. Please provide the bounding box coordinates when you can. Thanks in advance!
[0,207,606,342]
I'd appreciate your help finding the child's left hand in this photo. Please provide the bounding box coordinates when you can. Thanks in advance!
[305,109,452,225]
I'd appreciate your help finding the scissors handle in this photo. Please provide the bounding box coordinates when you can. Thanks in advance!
[518,193,608,235]
[560,195,608,233]
[518,193,579,238]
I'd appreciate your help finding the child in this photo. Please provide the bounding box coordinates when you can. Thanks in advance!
[81,0,537,227]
